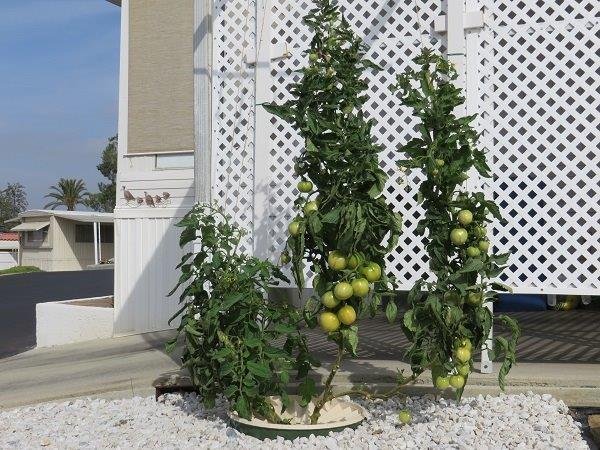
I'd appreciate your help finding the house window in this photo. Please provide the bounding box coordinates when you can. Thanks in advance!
[75,224,94,243]
[100,224,114,244]
[26,228,48,243]
[75,224,114,244]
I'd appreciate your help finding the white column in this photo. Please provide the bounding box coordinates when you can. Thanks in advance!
[253,0,273,261]
[93,222,99,265]
[194,0,214,204]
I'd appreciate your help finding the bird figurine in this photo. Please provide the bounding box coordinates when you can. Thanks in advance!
[122,186,135,205]
[144,191,155,207]
[136,197,144,206]
[154,194,162,205]
[162,192,171,201]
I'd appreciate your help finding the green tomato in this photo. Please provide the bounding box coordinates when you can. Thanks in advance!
[450,228,469,246]
[327,250,347,271]
[398,410,412,425]
[432,168,439,176]
[435,376,450,390]
[342,104,354,114]
[321,291,340,309]
[303,201,318,215]
[474,226,487,239]
[467,292,483,306]
[450,374,465,389]
[308,52,319,62]
[457,210,473,226]
[347,254,361,270]
[457,364,471,377]
[466,246,481,258]
[337,305,357,325]
[280,252,291,265]
[351,278,370,297]
[288,221,301,236]
[454,347,472,363]
[319,312,340,332]
[455,338,472,351]
[362,262,382,282]
[435,159,445,167]
[297,180,313,193]
[444,291,462,305]
[333,282,353,300]
[326,67,336,77]
[478,240,490,252]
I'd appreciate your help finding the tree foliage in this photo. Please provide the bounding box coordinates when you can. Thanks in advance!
[168,203,316,421]
[85,135,117,212]
[394,49,520,397]
[264,0,402,419]
[0,183,28,231]
[44,178,89,211]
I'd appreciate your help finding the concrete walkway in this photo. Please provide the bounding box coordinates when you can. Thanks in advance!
[1,325,599,409]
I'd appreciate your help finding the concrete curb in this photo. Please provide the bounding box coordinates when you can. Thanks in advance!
[1,331,599,410]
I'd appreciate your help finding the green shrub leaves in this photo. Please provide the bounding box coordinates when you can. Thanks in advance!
[167,203,315,421]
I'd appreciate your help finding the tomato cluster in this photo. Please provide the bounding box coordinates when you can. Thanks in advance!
[284,178,383,335]
[317,251,381,333]
[433,338,473,391]
[450,209,490,263]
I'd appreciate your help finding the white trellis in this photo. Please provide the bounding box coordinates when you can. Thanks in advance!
[210,0,600,297]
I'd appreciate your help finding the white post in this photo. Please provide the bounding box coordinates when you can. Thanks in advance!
[437,0,492,373]
[253,0,273,261]
[98,223,102,263]
[93,222,99,265]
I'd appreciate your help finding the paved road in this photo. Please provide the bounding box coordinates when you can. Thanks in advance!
[0,270,113,359]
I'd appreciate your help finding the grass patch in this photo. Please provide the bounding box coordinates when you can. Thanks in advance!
[0,266,42,276]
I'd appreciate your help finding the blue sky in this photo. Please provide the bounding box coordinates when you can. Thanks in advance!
[0,0,120,209]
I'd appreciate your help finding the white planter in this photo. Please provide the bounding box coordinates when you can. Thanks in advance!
[228,395,367,440]
[36,297,114,347]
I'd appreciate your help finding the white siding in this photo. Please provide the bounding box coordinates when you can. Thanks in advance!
[113,214,189,335]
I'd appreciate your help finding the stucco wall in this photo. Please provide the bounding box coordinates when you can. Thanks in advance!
[36,297,114,347]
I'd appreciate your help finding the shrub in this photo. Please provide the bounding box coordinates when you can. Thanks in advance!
[167,203,316,421]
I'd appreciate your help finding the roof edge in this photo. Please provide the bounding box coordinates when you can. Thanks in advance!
[106,0,121,6]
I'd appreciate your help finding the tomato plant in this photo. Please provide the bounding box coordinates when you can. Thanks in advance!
[167,203,317,421]
[393,49,520,398]
[264,0,402,423]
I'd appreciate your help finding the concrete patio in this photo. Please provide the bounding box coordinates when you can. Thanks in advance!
[0,310,598,409]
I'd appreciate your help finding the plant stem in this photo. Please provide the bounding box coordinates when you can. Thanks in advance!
[331,373,420,401]
[310,339,345,424]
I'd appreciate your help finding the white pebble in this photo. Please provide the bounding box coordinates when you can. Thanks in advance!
[0,392,589,449]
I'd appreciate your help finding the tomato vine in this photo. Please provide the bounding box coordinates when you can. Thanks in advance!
[394,49,520,398]
[264,0,402,422]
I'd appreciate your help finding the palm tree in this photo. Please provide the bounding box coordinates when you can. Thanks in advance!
[44,178,89,211]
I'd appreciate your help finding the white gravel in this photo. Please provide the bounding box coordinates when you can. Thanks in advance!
[0,392,588,449]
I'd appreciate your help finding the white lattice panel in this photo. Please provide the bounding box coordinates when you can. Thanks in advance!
[212,0,256,253]
[212,0,600,294]
[484,1,600,294]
